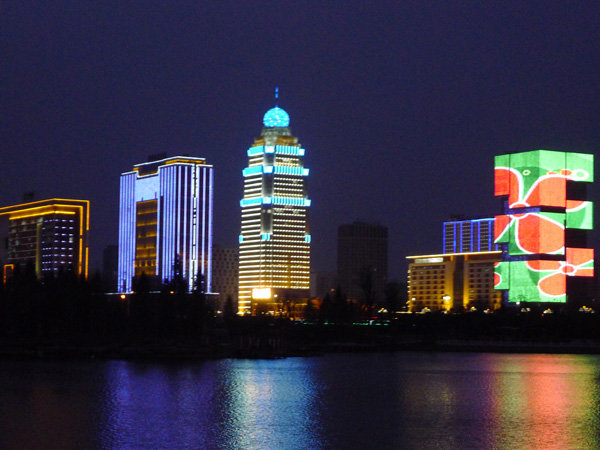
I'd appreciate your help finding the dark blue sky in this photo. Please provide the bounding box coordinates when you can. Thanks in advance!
[1,1,599,281]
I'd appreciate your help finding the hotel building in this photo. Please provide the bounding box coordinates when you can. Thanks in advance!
[407,251,502,312]
[118,155,213,293]
[0,199,89,280]
[238,103,311,314]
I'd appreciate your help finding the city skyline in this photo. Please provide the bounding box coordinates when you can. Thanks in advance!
[1,2,599,282]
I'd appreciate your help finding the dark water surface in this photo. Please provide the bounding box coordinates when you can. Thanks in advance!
[1,352,599,450]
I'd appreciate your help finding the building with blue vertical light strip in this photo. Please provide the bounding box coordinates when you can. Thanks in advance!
[118,156,213,293]
[238,104,311,314]
[443,218,498,254]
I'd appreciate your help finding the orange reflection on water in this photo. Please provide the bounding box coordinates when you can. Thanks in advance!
[490,354,600,450]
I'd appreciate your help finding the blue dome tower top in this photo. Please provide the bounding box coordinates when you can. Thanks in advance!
[263,87,290,127]
[263,107,290,127]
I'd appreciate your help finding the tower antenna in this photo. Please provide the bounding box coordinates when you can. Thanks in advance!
[275,86,279,106]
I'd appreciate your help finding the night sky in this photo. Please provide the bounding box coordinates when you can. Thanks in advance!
[1,1,599,281]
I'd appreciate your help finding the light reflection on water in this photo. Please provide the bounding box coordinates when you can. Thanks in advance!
[0,353,599,450]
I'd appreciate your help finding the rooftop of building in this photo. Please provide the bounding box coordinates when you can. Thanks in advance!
[131,155,210,177]
[263,107,290,128]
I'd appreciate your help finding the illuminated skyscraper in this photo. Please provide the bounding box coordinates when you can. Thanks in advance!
[494,150,594,303]
[118,155,213,293]
[0,199,89,280]
[238,99,311,314]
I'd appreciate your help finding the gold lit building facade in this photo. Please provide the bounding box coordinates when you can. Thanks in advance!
[238,104,311,314]
[407,252,502,312]
[0,199,89,280]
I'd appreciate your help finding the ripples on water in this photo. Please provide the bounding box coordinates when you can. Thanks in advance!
[0,353,599,450]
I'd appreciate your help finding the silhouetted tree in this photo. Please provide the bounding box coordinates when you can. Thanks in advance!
[332,286,350,323]
[304,298,319,322]
[358,266,377,318]
[384,281,402,314]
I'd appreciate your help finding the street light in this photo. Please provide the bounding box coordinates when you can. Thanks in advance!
[442,294,451,312]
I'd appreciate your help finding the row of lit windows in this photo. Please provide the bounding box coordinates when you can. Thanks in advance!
[239,246,310,252]
[273,181,304,188]
[239,268,310,274]
[273,191,304,198]
[239,265,310,271]
[264,237,309,243]
[238,271,309,277]
[239,268,309,274]
[135,260,156,267]
[274,156,300,165]
[273,207,305,213]
[273,217,306,223]
[239,253,309,260]
[239,256,309,262]
[239,276,310,281]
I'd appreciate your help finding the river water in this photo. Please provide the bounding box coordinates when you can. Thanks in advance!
[0,352,599,450]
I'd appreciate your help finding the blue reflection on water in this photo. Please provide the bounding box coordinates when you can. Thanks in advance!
[98,358,324,450]
[0,353,599,450]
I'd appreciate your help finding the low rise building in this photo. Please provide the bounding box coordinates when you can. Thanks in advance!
[407,251,502,312]
[0,198,89,280]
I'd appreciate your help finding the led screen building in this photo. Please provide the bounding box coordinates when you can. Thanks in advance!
[494,150,594,303]
[238,103,311,314]
[118,156,213,293]
[0,199,89,280]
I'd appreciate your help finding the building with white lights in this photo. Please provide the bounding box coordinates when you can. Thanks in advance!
[118,155,213,293]
[0,198,89,280]
[238,104,311,314]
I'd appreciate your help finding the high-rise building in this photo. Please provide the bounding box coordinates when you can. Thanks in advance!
[493,150,594,304]
[443,218,499,254]
[118,155,213,293]
[0,199,89,279]
[337,221,388,304]
[211,246,239,311]
[238,101,311,314]
[407,251,502,312]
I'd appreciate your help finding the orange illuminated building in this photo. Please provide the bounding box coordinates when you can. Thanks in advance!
[407,251,502,312]
[0,199,89,279]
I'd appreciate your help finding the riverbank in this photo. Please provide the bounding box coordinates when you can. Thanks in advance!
[3,333,600,361]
